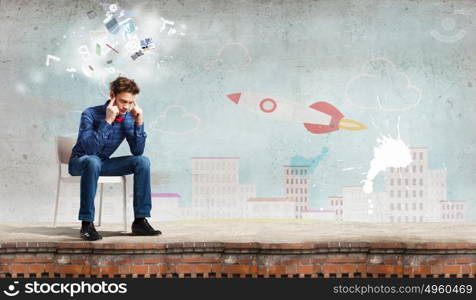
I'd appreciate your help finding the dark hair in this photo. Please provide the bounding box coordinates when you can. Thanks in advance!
[109,76,140,95]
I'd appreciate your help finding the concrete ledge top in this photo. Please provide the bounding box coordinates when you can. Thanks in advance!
[0,220,475,254]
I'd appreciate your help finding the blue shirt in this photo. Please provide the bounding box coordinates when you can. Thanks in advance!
[72,100,147,160]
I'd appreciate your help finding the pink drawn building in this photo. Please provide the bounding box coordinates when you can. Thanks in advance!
[150,193,181,221]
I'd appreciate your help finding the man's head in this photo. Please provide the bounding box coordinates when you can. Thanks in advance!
[109,76,140,115]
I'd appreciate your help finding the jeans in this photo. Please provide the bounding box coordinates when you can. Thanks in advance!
[68,155,152,222]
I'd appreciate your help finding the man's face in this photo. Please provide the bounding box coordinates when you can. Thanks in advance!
[110,91,136,115]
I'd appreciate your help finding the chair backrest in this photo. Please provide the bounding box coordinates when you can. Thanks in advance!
[56,136,76,164]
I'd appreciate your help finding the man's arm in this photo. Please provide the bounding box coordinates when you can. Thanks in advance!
[127,99,146,156]
[126,122,147,156]
[77,110,113,155]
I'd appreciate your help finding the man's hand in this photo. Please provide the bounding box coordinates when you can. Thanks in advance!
[131,100,143,126]
[105,97,120,124]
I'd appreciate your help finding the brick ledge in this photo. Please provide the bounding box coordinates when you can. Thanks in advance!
[1,241,476,254]
[1,241,476,278]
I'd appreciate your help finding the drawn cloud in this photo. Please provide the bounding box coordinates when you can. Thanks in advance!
[203,43,251,72]
[151,105,200,135]
[345,58,421,111]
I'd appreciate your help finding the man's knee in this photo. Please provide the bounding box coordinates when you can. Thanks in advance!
[82,155,102,171]
[133,155,150,170]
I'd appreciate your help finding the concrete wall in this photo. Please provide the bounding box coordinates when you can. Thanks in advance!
[0,0,475,222]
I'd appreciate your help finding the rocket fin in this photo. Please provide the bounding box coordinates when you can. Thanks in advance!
[227,93,242,104]
[303,101,343,134]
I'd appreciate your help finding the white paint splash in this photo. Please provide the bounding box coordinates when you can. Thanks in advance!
[362,134,412,194]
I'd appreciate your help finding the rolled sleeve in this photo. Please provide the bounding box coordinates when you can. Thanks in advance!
[126,121,147,156]
[134,123,146,136]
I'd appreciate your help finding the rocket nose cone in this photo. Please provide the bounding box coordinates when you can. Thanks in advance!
[227,93,241,104]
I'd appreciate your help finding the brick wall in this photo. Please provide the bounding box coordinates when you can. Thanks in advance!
[1,242,475,278]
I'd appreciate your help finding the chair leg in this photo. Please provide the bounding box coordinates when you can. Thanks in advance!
[53,178,61,228]
[123,177,127,233]
[98,183,104,226]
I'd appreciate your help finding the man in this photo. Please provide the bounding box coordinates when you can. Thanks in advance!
[69,76,161,241]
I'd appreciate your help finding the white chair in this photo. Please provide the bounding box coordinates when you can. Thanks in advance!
[54,136,128,232]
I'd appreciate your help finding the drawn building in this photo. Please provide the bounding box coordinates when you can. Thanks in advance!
[332,146,467,223]
[440,200,466,222]
[385,147,445,223]
[301,209,335,220]
[339,186,384,222]
[246,197,295,219]
[328,196,343,221]
[283,165,310,219]
[149,193,181,221]
[191,157,255,219]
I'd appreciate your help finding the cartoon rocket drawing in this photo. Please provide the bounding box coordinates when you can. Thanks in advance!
[226,93,367,134]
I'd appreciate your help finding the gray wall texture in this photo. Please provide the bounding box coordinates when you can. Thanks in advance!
[0,0,475,222]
